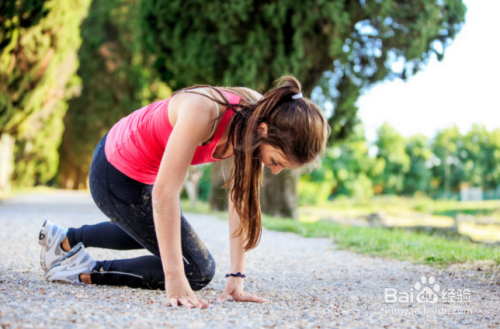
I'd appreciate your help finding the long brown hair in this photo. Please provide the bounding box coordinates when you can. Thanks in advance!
[172,76,330,250]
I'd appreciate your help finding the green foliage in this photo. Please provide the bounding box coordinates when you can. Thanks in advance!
[328,124,377,199]
[403,134,433,195]
[198,164,214,202]
[0,0,49,53]
[427,125,500,198]
[142,0,466,142]
[301,123,500,203]
[299,173,334,206]
[462,125,500,191]
[299,124,376,204]
[58,0,170,188]
[368,124,500,198]
[327,125,377,198]
[430,126,465,197]
[372,123,410,194]
[0,0,91,187]
[2,0,468,195]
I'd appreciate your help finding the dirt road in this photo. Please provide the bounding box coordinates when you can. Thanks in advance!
[0,191,498,328]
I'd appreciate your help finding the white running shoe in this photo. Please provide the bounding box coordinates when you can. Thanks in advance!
[39,220,68,271]
[44,243,95,284]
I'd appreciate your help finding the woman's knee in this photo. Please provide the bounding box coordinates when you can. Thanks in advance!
[190,256,216,291]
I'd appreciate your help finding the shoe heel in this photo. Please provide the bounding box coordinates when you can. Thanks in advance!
[38,220,48,245]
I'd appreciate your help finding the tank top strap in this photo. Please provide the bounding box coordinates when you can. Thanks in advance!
[178,88,220,146]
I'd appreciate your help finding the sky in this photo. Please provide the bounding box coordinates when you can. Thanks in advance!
[357,0,500,141]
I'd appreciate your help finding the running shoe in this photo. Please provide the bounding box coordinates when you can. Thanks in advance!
[44,243,95,284]
[39,220,68,271]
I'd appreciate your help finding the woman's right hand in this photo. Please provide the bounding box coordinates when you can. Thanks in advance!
[165,275,210,309]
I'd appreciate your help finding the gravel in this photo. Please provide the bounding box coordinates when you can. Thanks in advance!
[0,191,499,329]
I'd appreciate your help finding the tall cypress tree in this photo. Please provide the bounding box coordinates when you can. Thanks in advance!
[141,0,466,217]
[0,0,91,188]
[58,0,170,189]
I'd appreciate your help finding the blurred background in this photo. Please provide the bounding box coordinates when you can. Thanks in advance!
[1,0,499,246]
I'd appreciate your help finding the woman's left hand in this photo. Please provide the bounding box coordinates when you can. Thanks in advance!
[215,277,270,303]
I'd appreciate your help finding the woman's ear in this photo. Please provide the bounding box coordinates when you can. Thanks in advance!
[257,122,268,137]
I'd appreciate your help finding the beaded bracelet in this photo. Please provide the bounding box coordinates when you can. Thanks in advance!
[225,272,246,278]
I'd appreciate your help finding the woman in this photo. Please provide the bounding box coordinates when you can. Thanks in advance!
[38,76,330,309]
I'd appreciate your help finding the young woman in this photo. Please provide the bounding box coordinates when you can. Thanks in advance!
[38,76,330,309]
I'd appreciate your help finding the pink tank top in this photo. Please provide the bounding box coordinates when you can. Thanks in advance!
[105,90,241,184]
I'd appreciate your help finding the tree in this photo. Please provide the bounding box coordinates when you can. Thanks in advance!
[462,124,500,191]
[140,0,465,217]
[426,125,500,199]
[489,129,500,195]
[372,123,410,194]
[430,126,464,198]
[403,134,433,195]
[58,0,170,189]
[0,0,91,189]
[327,124,377,200]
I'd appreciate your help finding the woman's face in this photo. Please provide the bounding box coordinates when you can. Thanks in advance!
[257,122,294,174]
[259,143,292,175]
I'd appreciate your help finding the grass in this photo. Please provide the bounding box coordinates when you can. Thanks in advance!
[416,200,500,219]
[301,195,500,219]
[261,215,500,267]
[300,196,500,243]
[182,198,500,269]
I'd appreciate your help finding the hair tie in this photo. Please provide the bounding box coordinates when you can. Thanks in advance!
[292,92,303,100]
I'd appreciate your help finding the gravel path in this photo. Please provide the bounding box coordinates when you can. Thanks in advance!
[0,191,499,329]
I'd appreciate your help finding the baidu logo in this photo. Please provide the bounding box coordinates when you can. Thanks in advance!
[414,276,440,303]
[385,276,441,304]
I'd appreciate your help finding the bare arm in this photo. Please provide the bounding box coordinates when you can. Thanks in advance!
[228,190,246,273]
[217,190,270,303]
[151,92,217,308]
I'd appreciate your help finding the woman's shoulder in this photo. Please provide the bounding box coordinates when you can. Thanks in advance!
[166,88,219,129]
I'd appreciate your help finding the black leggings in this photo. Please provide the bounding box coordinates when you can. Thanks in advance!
[66,134,216,290]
